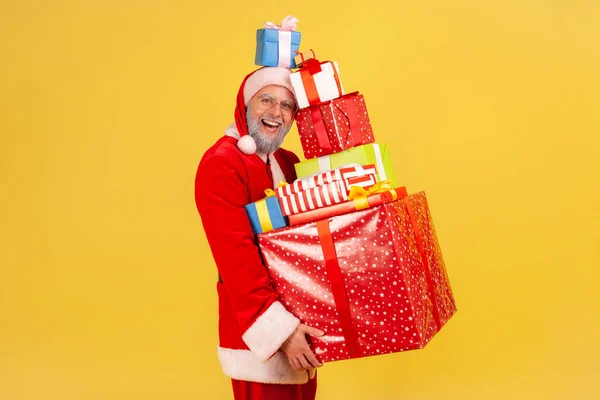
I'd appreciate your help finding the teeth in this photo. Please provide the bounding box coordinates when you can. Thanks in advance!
[263,120,280,127]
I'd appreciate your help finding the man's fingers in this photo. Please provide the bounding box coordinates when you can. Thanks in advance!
[298,355,312,370]
[303,350,322,368]
[288,355,301,370]
[300,324,325,337]
[281,325,325,371]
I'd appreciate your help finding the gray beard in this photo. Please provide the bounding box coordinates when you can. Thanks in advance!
[246,107,291,154]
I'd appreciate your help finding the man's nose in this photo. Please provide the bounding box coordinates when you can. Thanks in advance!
[267,103,283,118]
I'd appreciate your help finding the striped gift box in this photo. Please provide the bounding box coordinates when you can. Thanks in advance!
[278,174,377,216]
[275,164,377,198]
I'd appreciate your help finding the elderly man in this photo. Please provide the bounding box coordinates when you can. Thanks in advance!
[195,67,323,400]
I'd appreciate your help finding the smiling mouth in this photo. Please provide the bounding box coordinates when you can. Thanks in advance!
[261,119,281,133]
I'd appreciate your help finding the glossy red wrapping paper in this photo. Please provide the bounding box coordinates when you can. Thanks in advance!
[295,92,375,159]
[258,192,456,363]
[287,187,407,226]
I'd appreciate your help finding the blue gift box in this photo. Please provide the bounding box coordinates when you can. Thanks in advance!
[255,28,301,68]
[245,195,289,234]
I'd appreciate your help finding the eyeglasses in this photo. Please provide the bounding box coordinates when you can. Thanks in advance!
[256,94,298,116]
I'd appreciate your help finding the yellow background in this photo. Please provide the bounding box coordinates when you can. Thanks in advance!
[1,0,599,399]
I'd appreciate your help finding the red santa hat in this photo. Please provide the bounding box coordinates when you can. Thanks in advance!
[234,67,295,155]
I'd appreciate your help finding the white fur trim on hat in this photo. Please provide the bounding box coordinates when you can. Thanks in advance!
[243,67,295,106]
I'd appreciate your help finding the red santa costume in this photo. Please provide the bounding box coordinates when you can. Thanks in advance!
[194,67,317,399]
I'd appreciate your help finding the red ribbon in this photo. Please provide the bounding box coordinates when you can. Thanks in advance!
[302,58,322,74]
[310,106,333,154]
[330,63,343,96]
[294,49,317,66]
[342,95,363,148]
[316,219,362,359]
[299,59,343,107]
[403,198,442,330]
[300,67,321,105]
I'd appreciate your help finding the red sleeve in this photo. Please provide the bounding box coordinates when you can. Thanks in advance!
[287,150,300,165]
[275,148,301,183]
[195,153,299,360]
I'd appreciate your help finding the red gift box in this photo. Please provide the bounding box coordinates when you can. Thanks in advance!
[278,174,376,216]
[296,92,376,159]
[258,192,456,363]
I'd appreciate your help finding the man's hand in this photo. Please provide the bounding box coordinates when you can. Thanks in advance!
[280,324,324,370]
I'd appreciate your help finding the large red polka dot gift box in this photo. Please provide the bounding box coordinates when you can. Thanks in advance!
[257,192,457,363]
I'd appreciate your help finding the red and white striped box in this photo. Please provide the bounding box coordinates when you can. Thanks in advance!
[278,174,377,216]
[275,164,377,198]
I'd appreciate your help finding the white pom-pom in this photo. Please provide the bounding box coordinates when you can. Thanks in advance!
[237,135,257,155]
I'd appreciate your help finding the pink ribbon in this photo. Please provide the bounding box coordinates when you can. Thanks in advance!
[264,16,299,67]
[264,15,299,31]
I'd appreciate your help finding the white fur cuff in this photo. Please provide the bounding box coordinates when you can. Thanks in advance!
[242,301,300,361]
[217,346,309,384]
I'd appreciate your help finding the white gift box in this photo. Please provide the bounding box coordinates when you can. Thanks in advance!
[290,61,345,109]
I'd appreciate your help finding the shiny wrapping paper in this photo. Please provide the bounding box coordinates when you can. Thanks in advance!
[275,164,377,198]
[287,186,407,226]
[296,92,375,159]
[278,174,376,217]
[258,192,456,363]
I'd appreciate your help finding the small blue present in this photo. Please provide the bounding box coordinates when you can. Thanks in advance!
[245,193,289,234]
[255,16,301,69]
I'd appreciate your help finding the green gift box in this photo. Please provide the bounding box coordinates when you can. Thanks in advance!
[294,143,397,188]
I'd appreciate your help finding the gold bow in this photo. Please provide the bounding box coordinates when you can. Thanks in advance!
[263,181,288,198]
[347,180,396,210]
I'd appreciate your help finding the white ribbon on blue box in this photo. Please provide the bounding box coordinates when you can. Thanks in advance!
[255,16,301,69]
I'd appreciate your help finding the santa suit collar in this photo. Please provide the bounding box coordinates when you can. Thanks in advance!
[224,123,287,188]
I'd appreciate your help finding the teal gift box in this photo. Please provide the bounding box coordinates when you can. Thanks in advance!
[255,29,301,68]
[245,195,289,234]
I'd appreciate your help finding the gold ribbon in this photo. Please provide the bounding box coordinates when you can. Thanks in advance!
[255,199,273,232]
[347,180,396,210]
[256,182,289,233]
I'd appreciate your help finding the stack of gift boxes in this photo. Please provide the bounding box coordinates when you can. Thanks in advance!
[245,16,457,363]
